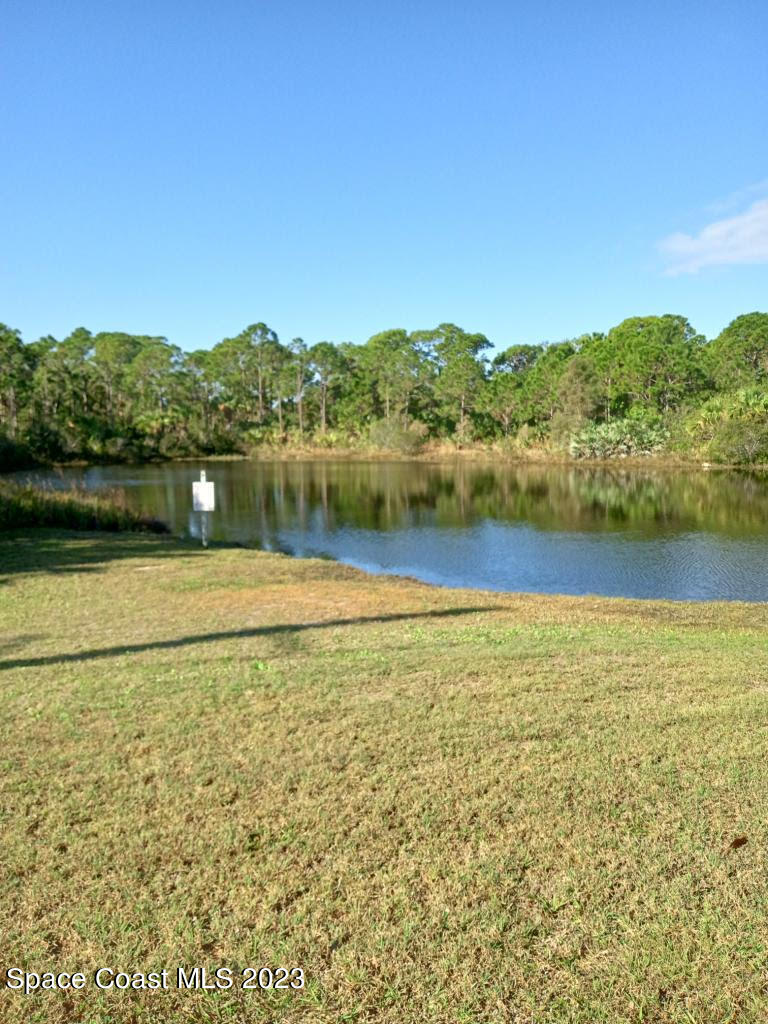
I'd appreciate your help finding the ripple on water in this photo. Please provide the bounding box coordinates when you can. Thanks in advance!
[9,461,768,601]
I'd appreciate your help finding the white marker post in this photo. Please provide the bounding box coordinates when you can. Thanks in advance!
[192,470,215,547]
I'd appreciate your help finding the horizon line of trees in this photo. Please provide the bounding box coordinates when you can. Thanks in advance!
[2,312,768,467]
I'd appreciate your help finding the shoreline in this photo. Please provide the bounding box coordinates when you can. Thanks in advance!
[4,526,767,606]
[3,446,760,474]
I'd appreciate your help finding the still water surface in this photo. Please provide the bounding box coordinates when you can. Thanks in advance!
[16,459,768,601]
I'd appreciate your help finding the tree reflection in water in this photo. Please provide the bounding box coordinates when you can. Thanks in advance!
[16,460,768,599]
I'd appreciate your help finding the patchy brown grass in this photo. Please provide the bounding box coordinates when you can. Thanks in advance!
[2,532,768,1023]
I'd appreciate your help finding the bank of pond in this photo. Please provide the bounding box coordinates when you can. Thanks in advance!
[6,458,768,602]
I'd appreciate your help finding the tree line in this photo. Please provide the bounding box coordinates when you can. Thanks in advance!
[2,312,768,467]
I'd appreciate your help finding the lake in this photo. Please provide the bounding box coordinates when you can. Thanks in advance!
[12,459,768,601]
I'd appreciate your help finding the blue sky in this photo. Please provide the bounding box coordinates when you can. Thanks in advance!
[2,0,767,352]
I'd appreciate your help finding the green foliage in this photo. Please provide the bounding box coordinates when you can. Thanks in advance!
[311,428,354,449]
[417,323,490,434]
[367,418,429,453]
[685,388,768,464]
[309,341,348,434]
[550,355,602,445]
[0,481,169,532]
[709,419,768,465]
[0,432,35,471]
[570,417,669,459]
[480,371,524,436]
[520,341,576,424]
[0,323,33,439]
[579,316,706,417]
[0,310,767,464]
[705,313,768,391]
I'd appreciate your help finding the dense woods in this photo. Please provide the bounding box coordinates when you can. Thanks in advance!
[2,312,768,468]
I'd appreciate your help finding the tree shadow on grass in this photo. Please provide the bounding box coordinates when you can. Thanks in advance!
[0,607,500,671]
[0,529,205,582]
[0,634,48,655]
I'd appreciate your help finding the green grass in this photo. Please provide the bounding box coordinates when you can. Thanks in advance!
[0,481,169,533]
[2,532,768,1022]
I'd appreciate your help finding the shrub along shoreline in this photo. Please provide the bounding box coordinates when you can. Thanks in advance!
[0,481,169,533]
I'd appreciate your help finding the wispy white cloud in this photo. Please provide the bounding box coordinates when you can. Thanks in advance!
[659,198,768,275]
[705,179,768,215]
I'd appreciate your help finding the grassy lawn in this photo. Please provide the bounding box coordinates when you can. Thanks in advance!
[2,531,768,1023]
